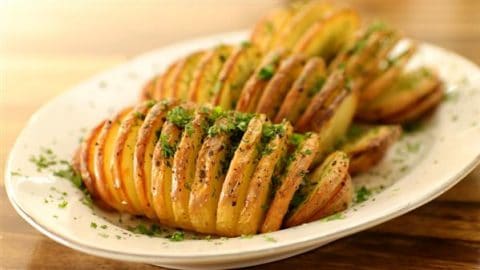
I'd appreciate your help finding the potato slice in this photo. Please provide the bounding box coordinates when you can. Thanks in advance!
[171,110,210,229]
[151,121,183,226]
[211,44,262,110]
[237,121,293,235]
[236,48,287,113]
[251,7,295,53]
[361,45,417,103]
[341,125,401,174]
[140,76,157,101]
[256,54,307,119]
[285,151,350,227]
[275,57,326,124]
[308,174,353,222]
[357,67,441,122]
[94,107,135,213]
[170,51,205,100]
[134,100,175,219]
[188,45,233,103]
[189,118,231,234]
[154,61,180,100]
[293,8,360,59]
[261,132,320,233]
[385,84,444,124]
[112,104,152,214]
[216,115,266,236]
[79,121,106,202]
[275,1,334,50]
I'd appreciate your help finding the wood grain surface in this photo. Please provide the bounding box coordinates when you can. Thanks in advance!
[1,0,479,269]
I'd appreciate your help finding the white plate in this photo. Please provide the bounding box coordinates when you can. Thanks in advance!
[5,31,480,270]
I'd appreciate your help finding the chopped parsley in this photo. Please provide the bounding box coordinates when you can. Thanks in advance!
[90,222,98,229]
[58,200,68,208]
[258,64,275,80]
[323,212,345,221]
[169,231,185,242]
[355,186,371,204]
[263,235,277,243]
[166,106,193,128]
[133,111,146,121]
[159,134,177,158]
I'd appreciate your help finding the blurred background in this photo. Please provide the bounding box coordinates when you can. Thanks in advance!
[1,0,479,269]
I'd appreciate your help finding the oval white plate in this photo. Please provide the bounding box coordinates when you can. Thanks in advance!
[5,31,480,270]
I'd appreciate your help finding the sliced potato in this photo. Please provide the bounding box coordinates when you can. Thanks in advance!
[308,174,353,222]
[285,151,350,227]
[357,67,441,122]
[188,45,233,103]
[293,8,360,59]
[151,121,183,226]
[170,51,205,100]
[155,61,180,100]
[275,1,334,50]
[211,44,262,110]
[171,110,209,230]
[275,57,326,124]
[237,121,293,235]
[236,48,287,113]
[134,100,175,219]
[79,121,106,202]
[140,76,157,101]
[112,104,151,214]
[189,118,231,234]
[256,54,307,119]
[216,115,266,236]
[341,125,401,174]
[94,107,135,213]
[251,7,295,53]
[261,132,320,233]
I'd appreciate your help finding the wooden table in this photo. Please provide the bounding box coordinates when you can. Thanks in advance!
[1,0,479,269]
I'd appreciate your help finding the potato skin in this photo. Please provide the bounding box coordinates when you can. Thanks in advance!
[170,51,204,100]
[237,122,293,235]
[261,133,320,233]
[285,151,350,227]
[251,7,294,53]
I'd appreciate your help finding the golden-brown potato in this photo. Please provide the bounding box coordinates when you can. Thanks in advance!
[189,118,231,234]
[357,67,441,122]
[134,100,176,219]
[261,132,320,233]
[275,1,334,50]
[236,48,287,113]
[151,121,183,226]
[170,51,205,100]
[250,6,295,53]
[140,76,157,101]
[341,125,401,175]
[256,54,307,119]
[112,103,152,214]
[237,121,293,235]
[212,44,262,110]
[285,151,350,227]
[155,61,180,100]
[293,8,360,59]
[275,57,326,124]
[94,107,135,213]
[216,115,266,236]
[188,45,233,104]
[307,173,353,222]
[171,110,209,230]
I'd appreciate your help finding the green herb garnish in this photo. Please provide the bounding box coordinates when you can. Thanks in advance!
[258,64,275,80]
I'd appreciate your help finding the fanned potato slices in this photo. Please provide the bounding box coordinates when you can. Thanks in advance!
[261,132,320,233]
[170,51,205,100]
[275,1,334,50]
[251,7,295,53]
[188,45,233,103]
[275,57,326,124]
[154,61,180,100]
[236,48,287,113]
[211,44,262,110]
[308,174,353,222]
[171,110,210,230]
[134,100,175,219]
[285,151,349,227]
[189,117,231,234]
[112,104,152,214]
[357,67,441,123]
[151,121,182,226]
[94,107,135,212]
[256,54,307,119]
[216,115,266,236]
[140,77,157,101]
[341,125,401,174]
[237,121,293,235]
[293,8,360,59]
[79,121,106,203]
